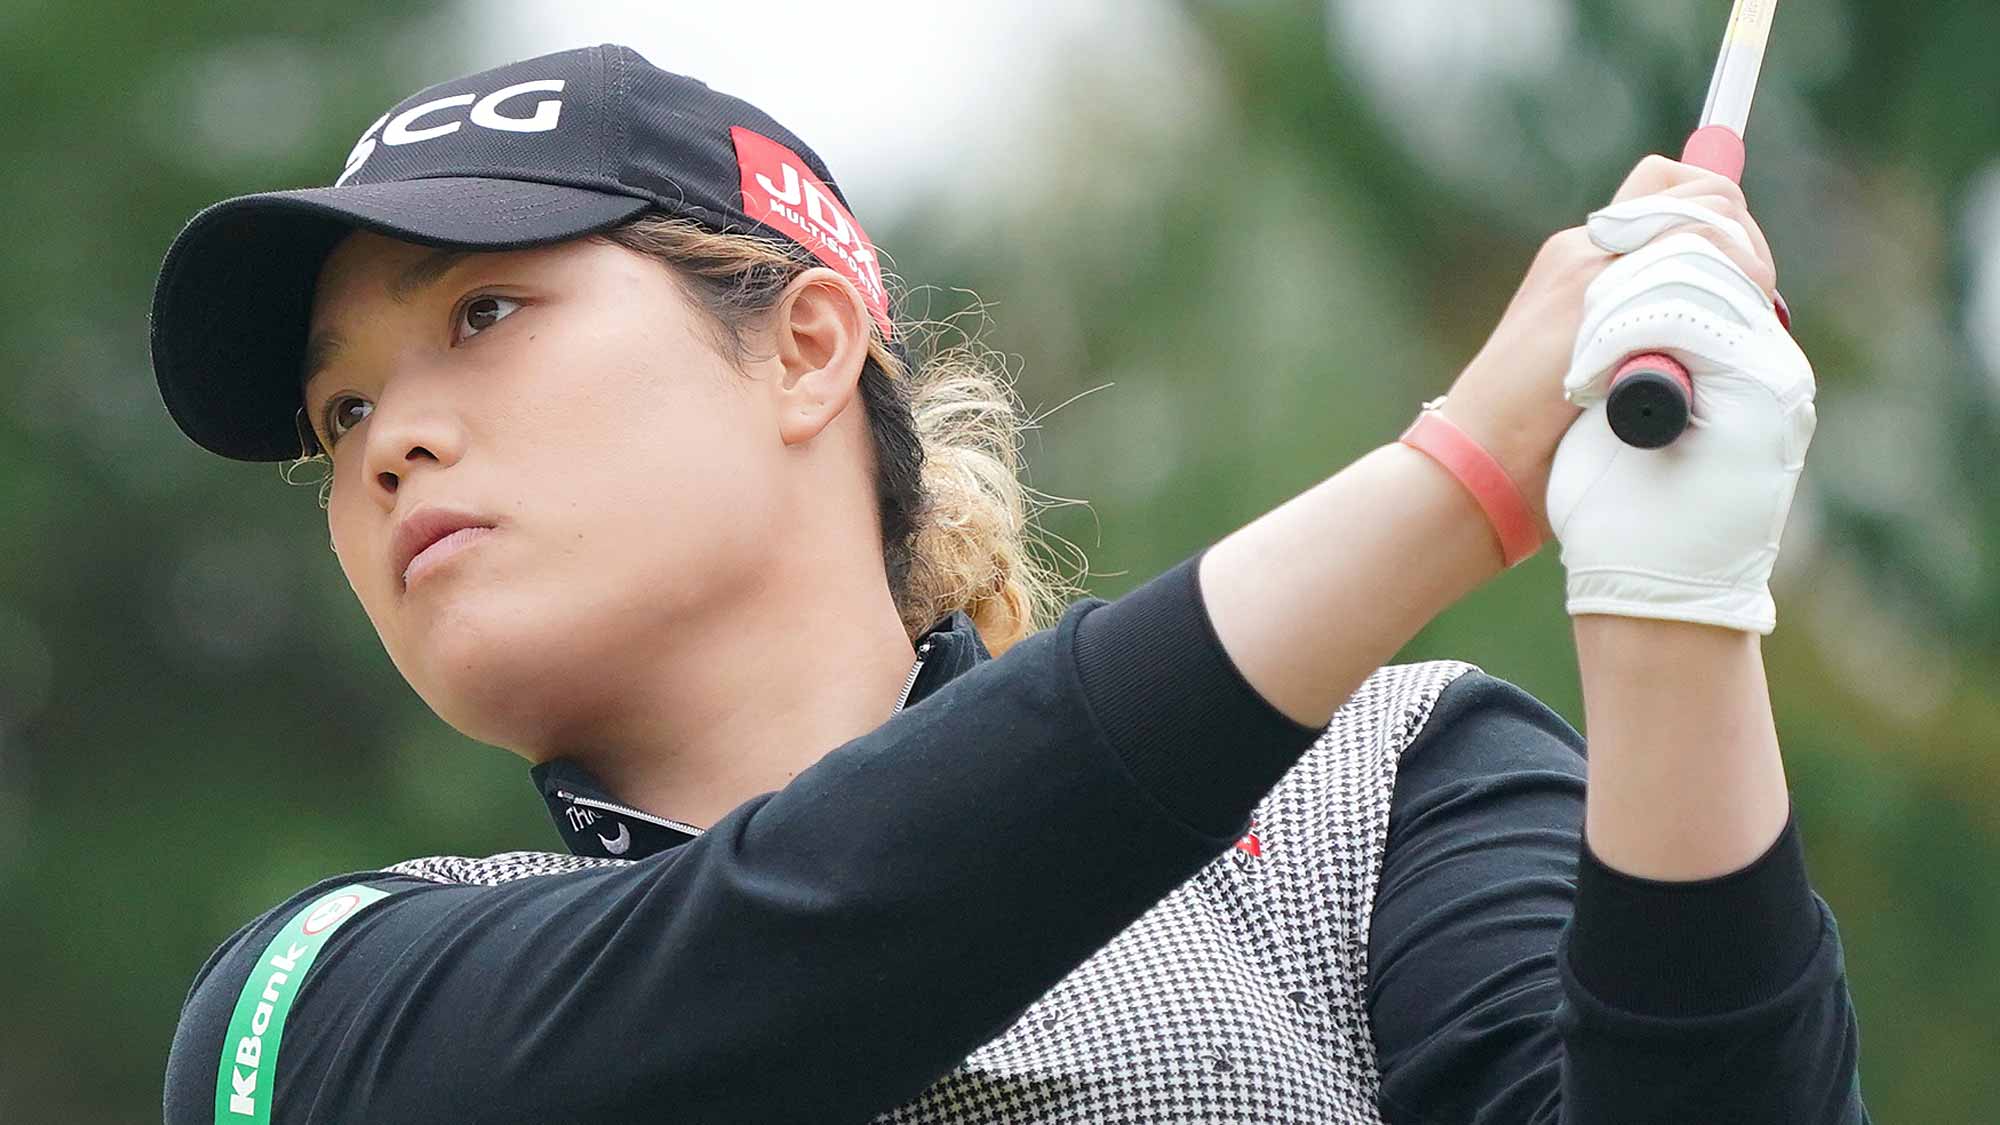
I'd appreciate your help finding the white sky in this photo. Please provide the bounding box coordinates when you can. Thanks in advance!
[474,0,1175,218]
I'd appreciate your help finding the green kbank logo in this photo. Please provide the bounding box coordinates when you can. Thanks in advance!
[214,884,392,1123]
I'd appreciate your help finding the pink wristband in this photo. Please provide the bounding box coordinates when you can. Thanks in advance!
[1397,401,1543,568]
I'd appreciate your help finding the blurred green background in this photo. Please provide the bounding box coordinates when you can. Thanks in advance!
[4,0,1996,1119]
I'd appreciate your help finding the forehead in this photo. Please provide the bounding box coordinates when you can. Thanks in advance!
[312,231,462,313]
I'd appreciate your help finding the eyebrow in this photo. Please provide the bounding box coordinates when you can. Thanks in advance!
[299,248,473,389]
[388,248,471,305]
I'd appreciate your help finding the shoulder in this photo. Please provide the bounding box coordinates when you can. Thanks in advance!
[175,867,430,1001]
[1274,661,1585,825]
[377,849,635,886]
[1311,662,1588,834]
[175,848,634,1022]
[176,849,630,1014]
[163,852,626,1123]
[1379,665,1589,852]
[1398,665,1587,773]
[1282,659,1503,785]
[1323,658,1488,754]
[163,867,435,1122]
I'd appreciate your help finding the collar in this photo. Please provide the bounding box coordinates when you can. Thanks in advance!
[530,610,992,861]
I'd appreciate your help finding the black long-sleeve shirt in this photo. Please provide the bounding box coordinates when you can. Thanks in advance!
[162,549,1866,1122]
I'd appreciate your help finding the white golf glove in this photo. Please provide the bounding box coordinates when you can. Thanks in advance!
[1547,194,1818,634]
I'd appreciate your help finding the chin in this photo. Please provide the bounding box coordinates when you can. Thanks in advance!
[390,586,629,750]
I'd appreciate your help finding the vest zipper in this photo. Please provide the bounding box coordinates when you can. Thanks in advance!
[554,791,707,836]
[893,638,935,714]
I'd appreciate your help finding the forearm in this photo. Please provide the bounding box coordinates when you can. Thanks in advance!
[1198,441,1505,729]
[1573,615,1790,880]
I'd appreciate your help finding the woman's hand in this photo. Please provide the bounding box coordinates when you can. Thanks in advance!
[1193,156,1792,732]
[1433,154,1782,540]
[1548,182,1814,635]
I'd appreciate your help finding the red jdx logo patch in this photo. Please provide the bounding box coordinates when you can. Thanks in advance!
[1235,818,1262,858]
[731,126,892,339]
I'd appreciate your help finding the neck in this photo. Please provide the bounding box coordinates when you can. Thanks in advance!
[532,584,922,831]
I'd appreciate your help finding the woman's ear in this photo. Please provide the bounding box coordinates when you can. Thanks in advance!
[767,267,870,447]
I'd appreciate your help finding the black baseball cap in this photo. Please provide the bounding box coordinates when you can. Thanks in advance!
[150,43,895,462]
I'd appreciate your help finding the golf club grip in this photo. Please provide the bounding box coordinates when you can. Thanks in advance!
[1605,125,1761,449]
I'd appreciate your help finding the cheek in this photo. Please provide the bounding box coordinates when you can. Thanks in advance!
[571,393,787,608]
[406,386,785,741]
[326,488,397,637]
[525,347,788,558]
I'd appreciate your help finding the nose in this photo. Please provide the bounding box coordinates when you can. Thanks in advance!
[360,393,466,508]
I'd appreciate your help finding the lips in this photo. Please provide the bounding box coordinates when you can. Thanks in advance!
[391,506,497,590]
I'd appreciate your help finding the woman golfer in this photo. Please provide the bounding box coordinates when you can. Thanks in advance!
[156,44,1864,1125]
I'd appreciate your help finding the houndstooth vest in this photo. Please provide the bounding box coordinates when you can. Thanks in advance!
[382,659,1476,1125]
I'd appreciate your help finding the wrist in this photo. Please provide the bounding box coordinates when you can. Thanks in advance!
[1379,440,1512,588]
[1430,360,1566,536]
[1398,399,1546,568]
[1573,614,1787,881]
[1574,612,1762,655]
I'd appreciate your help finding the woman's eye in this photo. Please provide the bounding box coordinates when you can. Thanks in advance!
[322,396,372,446]
[455,295,522,343]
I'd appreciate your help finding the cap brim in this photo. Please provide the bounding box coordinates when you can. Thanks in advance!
[150,177,650,462]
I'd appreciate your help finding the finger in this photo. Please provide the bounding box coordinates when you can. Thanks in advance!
[1588,195,1756,260]
[1586,194,1771,299]
[1591,229,1771,327]
[1611,155,1685,202]
[1653,181,1778,295]
[1671,194,1777,297]
[1653,172,1749,213]
[1734,206,1778,297]
[1611,155,1748,207]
